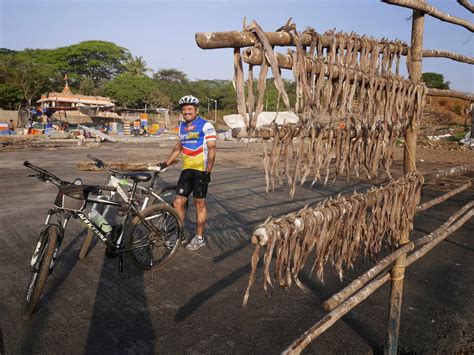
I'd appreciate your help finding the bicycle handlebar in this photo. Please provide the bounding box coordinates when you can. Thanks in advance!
[24,161,116,195]
[86,154,121,175]
[24,161,67,186]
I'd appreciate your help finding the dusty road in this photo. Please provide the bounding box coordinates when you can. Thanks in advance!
[0,141,473,354]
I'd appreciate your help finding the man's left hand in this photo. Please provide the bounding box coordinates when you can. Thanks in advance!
[201,171,211,184]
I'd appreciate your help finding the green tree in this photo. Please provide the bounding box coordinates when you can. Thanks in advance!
[154,68,188,84]
[52,40,131,88]
[147,88,172,108]
[8,53,55,105]
[125,56,151,76]
[422,72,450,90]
[0,83,23,109]
[102,72,157,108]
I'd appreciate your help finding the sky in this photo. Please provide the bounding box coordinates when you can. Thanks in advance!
[1,0,473,92]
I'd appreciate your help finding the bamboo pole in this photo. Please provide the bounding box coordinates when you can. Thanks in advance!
[405,207,474,263]
[427,88,474,102]
[323,199,473,313]
[283,272,390,355]
[284,201,473,354]
[243,47,385,85]
[323,242,415,312]
[386,4,425,353]
[382,0,474,32]
[423,163,474,181]
[458,0,474,13]
[244,46,474,69]
[422,49,474,65]
[417,182,472,212]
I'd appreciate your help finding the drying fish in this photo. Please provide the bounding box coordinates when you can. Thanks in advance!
[232,20,427,196]
[242,172,424,306]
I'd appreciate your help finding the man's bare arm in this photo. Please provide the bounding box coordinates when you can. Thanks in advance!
[164,141,182,166]
[206,140,216,173]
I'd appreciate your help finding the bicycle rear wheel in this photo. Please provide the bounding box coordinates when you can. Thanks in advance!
[22,225,59,319]
[127,204,183,270]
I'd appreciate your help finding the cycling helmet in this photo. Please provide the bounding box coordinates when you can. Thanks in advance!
[179,95,199,107]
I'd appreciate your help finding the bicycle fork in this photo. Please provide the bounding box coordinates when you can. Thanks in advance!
[30,210,70,273]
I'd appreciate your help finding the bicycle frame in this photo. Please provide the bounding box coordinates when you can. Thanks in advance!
[87,154,173,211]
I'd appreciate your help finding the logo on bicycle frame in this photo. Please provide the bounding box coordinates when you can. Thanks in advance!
[77,212,108,243]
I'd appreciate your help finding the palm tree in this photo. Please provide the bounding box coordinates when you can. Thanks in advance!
[125,56,151,76]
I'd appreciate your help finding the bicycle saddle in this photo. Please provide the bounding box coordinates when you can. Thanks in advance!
[121,172,152,183]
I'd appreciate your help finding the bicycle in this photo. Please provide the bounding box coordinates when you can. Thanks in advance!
[22,161,183,319]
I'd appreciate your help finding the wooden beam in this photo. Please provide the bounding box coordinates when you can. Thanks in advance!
[417,182,472,212]
[196,31,409,54]
[324,191,473,313]
[422,49,474,65]
[382,0,474,32]
[427,88,474,102]
[283,271,390,354]
[423,163,474,181]
[323,242,415,312]
[244,46,474,72]
[458,0,474,13]
[284,201,474,354]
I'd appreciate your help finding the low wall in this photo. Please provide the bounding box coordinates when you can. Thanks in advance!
[0,109,19,125]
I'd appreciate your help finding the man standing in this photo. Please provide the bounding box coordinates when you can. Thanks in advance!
[159,95,217,250]
[8,120,15,134]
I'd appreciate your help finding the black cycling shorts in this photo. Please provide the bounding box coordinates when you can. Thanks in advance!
[176,169,209,199]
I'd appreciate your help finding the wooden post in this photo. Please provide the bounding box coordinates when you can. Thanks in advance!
[386,3,424,354]
[79,229,94,259]
[471,105,474,142]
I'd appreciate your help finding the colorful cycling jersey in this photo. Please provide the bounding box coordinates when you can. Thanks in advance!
[178,116,216,171]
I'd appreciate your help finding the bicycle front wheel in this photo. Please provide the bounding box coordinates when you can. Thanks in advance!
[127,204,183,270]
[22,225,59,319]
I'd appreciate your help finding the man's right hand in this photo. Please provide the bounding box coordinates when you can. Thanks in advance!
[157,162,168,170]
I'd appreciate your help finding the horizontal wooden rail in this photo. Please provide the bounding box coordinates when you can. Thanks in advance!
[284,201,474,354]
[422,49,474,65]
[323,200,474,312]
[417,182,472,212]
[323,241,415,311]
[427,88,474,102]
[458,0,474,13]
[243,46,474,69]
[382,0,474,32]
[196,31,409,54]
[423,163,474,181]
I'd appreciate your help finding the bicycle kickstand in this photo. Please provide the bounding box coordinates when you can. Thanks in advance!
[118,254,124,273]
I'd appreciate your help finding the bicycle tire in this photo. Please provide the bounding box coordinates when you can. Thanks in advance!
[127,204,183,270]
[22,226,59,319]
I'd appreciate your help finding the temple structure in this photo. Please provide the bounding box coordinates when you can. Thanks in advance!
[37,81,114,109]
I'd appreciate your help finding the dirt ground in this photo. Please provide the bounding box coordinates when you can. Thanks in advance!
[0,138,473,354]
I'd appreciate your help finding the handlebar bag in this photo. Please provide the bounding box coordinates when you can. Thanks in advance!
[54,185,88,211]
